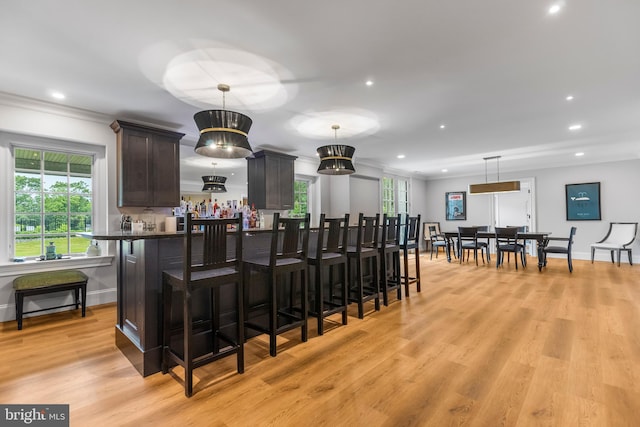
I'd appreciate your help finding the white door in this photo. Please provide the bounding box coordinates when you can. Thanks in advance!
[493,178,535,254]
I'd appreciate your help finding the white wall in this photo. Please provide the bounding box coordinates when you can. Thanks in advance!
[0,94,118,322]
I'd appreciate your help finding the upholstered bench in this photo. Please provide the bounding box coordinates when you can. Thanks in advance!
[13,270,88,330]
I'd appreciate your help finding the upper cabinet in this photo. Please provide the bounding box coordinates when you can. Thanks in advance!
[247,150,297,210]
[111,120,185,207]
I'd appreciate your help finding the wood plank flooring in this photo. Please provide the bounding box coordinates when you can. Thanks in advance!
[1,255,640,426]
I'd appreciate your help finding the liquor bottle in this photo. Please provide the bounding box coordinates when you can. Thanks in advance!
[249,204,257,228]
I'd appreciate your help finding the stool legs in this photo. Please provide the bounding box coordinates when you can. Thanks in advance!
[402,247,421,296]
[348,254,380,319]
[183,287,194,397]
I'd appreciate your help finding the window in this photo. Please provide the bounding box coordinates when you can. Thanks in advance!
[397,179,409,215]
[289,179,309,218]
[14,147,93,258]
[382,176,395,214]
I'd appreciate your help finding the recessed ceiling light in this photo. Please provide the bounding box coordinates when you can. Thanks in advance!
[566,95,574,101]
[568,124,582,131]
[548,3,562,15]
[575,152,585,157]
[441,169,448,173]
[365,80,374,86]
[397,154,405,159]
[51,91,65,100]
[439,124,446,129]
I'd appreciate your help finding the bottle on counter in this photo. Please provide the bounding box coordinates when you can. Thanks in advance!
[249,204,257,228]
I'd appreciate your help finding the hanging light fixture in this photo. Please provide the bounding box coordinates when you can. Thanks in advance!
[469,155,521,194]
[201,162,227,193]
[194,84,253,159]
[316,124,356,175]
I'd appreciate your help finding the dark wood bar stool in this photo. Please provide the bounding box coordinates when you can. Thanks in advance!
[244,213,310,357]
[307,213,349,335]
[347,213,380,319]
[379,213,402,306]
[161,213,244,397]
[399,214,421,296]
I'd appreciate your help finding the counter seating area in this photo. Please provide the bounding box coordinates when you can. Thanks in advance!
[68,213,423,396]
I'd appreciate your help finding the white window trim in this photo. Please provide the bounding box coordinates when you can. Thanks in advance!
[1,131,111,270]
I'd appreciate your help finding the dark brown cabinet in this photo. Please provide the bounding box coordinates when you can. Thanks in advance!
[247,149,296,210]
[111,120,184,207]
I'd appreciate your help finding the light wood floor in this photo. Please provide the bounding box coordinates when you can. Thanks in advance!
[1,255,640,426]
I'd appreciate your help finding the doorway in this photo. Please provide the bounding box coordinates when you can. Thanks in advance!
[492,177,536,254]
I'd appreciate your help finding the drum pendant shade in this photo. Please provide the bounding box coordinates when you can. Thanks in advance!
[316,144,356,175]
[201,174,227,193]
[194,110,253,159]
[317,124,355,175]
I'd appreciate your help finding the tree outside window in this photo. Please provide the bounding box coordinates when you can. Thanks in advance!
[14,148,93,258]
[289,180,309,218]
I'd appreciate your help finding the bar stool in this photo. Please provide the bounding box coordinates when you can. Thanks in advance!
[161,213,244,397]
[244,213,310,357]
[379,213,402,306]
[307,213,349,335]
[399,214,421,296]
[347,213,380,319]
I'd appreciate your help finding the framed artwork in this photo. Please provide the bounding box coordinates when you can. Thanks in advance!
[565,182,601,220]
[445,191,466,221]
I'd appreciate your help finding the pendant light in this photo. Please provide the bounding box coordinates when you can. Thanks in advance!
[469,156,521,194]
[201,162,227,193]
[194,84,253,159]
[316,124,356,175]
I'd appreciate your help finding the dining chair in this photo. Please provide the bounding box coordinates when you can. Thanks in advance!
[457,226,486,265]
[539,227,577,272]
[495,226,526,270]
[161,213,244,397]
[474,225,491,262]
[428,225,447,259]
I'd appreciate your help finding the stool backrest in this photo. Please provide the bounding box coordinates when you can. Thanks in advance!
[402,214,422,249]
[355,213,380,251]
[316,213,349,259]
[184,213,243,283]
[270,213,310,268]
[382,213,402,246]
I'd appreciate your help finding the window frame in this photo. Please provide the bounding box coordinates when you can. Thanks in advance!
[382,176,395,215]
[1,131,107,266]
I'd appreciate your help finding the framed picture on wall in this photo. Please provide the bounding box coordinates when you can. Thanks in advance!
[445,191,466,220]
[565,182,601,220]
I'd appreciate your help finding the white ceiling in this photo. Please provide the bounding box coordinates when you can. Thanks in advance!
[2,1,640,188]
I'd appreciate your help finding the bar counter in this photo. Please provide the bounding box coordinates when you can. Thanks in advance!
[82,229,278,376]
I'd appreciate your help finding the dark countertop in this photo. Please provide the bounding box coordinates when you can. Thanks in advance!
[78,228,274,241]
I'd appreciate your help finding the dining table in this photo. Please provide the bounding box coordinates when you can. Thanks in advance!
[441,230,550,269]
